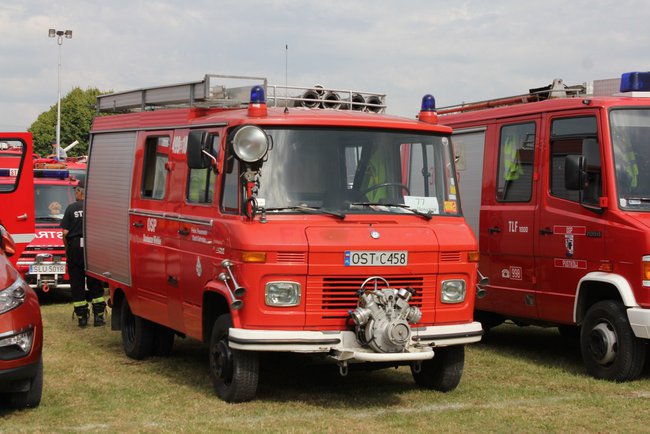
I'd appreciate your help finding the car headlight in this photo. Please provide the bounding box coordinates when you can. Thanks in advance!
[265,281,301,307]
[0,276,27,314]
[441,279,466,304]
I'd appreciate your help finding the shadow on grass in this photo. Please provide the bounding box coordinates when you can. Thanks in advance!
[91,326,420,407]
[479,322,650,379]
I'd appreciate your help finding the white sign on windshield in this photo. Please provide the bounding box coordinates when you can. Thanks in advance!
[404,196,439,214]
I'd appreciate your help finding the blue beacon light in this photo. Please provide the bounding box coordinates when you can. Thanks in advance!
[248,85,268,117]
[419,94,438,124]
[620,72,650,93]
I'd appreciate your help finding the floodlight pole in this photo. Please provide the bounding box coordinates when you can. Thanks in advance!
[48,28,72,159]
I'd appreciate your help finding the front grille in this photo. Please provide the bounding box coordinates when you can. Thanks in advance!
[306,275,434,320]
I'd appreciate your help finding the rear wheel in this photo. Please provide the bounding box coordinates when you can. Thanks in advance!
[411,345,464,392]
[580,300,646,382]
[121,299,154,359]
[208,314,259,402]
[8,356,43,409]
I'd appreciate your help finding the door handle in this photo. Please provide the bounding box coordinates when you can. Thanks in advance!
[540,227,553,235]
[16,213,27,221]
[133,222,144,228]
[488,226,501,234]
[167,275,179,286]
[178,228,190,236]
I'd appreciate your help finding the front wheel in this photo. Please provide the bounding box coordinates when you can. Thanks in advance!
[209,314,259,403]
[411,345,464,392]
[8,356,43,409]
[580,300,646,382]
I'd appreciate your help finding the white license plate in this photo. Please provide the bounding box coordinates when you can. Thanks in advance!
[29,264,66,274]
[344,251,408,266]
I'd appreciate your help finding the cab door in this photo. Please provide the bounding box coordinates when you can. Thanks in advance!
[130,133,175,325]
[0,133,35,263]
[480,117,540,319]
[535,113,606,323]
[177,130,223,338]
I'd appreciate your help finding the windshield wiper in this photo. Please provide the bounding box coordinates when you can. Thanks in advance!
[626,196,650,202]
[350,202,433,220]
[263,205,346,220]
[36,216,62,222]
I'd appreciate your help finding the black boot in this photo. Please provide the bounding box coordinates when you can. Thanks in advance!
[92,301,107,327]
[74,305,89,328]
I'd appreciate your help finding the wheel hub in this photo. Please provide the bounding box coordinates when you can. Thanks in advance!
[588,322,617,365]
[212,339,233,382]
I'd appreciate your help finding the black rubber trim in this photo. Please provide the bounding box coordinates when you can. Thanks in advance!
[228,336,341,346]
[412,330,484,341]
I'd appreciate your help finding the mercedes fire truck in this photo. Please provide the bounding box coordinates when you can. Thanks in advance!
[85,74,482,402]
[15,159,83,293]
[441,71,650,382]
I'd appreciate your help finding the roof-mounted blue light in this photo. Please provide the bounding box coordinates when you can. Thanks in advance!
[34,169,69,179]
[421,94,436,111]
[620,72,650,93]
[250,85,266,104]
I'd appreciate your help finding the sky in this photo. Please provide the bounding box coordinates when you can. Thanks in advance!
[1,0,649,132]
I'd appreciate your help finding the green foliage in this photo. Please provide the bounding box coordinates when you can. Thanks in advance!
[28,87,105,157]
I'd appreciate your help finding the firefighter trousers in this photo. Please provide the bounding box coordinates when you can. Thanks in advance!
[67,243,105,317]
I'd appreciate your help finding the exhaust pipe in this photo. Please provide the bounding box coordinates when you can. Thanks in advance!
[322,91,341,109]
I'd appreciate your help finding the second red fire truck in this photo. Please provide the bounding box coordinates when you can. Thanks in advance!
[85,74,482,402]
[15,158,83,294]
[441,72,650,382]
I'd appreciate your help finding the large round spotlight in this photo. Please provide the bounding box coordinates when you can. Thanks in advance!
[232,125,269,163]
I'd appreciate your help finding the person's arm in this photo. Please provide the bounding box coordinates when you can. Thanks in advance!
[62,229,69,249]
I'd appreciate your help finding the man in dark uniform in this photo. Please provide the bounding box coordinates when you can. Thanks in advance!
[61,180,106,327]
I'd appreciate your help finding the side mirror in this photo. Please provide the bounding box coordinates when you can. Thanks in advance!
[565,155,583,191]
[187,130,215,170]
[0,225,16,257]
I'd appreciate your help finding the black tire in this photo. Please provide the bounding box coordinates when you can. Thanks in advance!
[153,324,175,357]
[121,299,154,359]
[9,356,43,409]
[580,300,646,382]
[208,314,259,402]
[411,345,465,392]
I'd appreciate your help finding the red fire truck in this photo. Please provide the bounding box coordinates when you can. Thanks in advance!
[440,72,650,382]
[0,133,43,409]
[85,74,482,402]
[0,133,35,261]
[15,159,82,293]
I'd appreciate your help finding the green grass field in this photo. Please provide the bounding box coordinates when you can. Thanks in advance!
[1,298,649,433]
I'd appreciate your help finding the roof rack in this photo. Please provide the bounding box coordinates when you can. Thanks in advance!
[437,79,587,115]
[96,74,386,114]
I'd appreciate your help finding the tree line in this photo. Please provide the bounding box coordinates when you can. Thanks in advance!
[28,87,107,158]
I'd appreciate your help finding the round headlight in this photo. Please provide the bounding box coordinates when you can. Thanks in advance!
[232,125,269,163]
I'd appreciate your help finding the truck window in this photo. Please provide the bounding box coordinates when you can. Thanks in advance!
[0,140,25,193]
[187,135,219,204]
[220,127,459,216]
[141,136,169,200]
[610,109,650,210]
[550,116,600,205]
[496,122,535,202]
[221,158,240,213]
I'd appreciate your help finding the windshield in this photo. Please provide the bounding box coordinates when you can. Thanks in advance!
[223,127,460,217]
[35,184,75,221]
[610,109,650,211]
